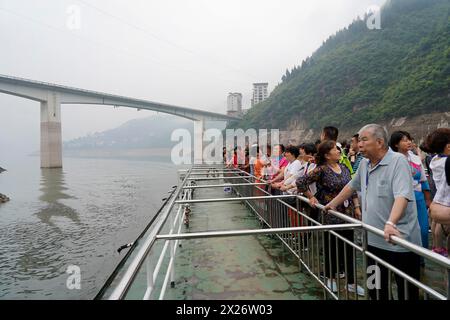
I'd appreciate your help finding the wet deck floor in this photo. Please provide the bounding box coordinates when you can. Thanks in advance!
[121,178,447,300]
[164,183,324,300]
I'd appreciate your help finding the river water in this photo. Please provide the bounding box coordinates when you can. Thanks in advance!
[0,155,177,299]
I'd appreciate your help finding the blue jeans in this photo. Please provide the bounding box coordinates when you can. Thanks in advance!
[415,191,429,249]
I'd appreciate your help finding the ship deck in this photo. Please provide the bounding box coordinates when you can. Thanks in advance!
[163,184,323,300]
[97,166,450,301]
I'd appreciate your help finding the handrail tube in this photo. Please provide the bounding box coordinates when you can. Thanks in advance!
[158,200,188,300]
[144,191,188,299]
[365,251,446,300]
[187,176,253,181]
[233,170,450,263]
[155,224,361,240]
[281,198,364,252]
[183,183,267,189]
[308,198,450,269]
[176,195,296,204]
[143,258,154,300]
[228,169,450,296]
[182,169,242,171]
[146,185,193,300]
[108,168,193,300]
[105,165,449,300]
[188,172,246,175]
[94,184,178,300]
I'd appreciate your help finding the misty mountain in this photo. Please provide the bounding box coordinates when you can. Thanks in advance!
[63,116,194,150]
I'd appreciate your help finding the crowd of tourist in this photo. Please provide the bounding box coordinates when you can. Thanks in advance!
[223,124,450,300]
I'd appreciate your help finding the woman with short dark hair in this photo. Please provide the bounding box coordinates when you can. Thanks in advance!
[390,131,432,252]
[271,145,302,194]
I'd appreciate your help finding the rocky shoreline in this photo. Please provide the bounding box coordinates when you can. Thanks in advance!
[0,167,9,203]
[0,193,9,203]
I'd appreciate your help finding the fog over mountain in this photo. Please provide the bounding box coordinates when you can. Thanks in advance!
[61,115,227,160]
[64,115,193,150]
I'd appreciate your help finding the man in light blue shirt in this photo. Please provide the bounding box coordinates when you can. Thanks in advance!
[325,124,421,300]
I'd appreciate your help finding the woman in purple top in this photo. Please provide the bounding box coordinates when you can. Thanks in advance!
[296,140,363,295]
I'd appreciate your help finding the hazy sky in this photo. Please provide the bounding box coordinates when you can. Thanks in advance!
[0,0,386,155]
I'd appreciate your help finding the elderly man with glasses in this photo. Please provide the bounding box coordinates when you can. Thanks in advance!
[325,124,422,300]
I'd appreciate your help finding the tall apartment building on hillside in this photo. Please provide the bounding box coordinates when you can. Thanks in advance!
[227,92,242,117]
[251,83,268,107]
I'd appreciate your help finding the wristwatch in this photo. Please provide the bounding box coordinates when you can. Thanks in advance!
[385,221,397,228]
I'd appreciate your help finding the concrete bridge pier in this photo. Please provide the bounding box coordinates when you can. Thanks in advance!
[194,118,204,165]
[40,92,62,168]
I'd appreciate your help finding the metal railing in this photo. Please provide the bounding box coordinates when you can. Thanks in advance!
[102,165,450,300]
[223,168,450,300]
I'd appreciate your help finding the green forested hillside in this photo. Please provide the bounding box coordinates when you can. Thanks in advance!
[231,0,450,131]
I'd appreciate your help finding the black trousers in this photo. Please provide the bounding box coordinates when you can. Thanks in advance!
[367,245,420,300]
[324,230,355,281]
